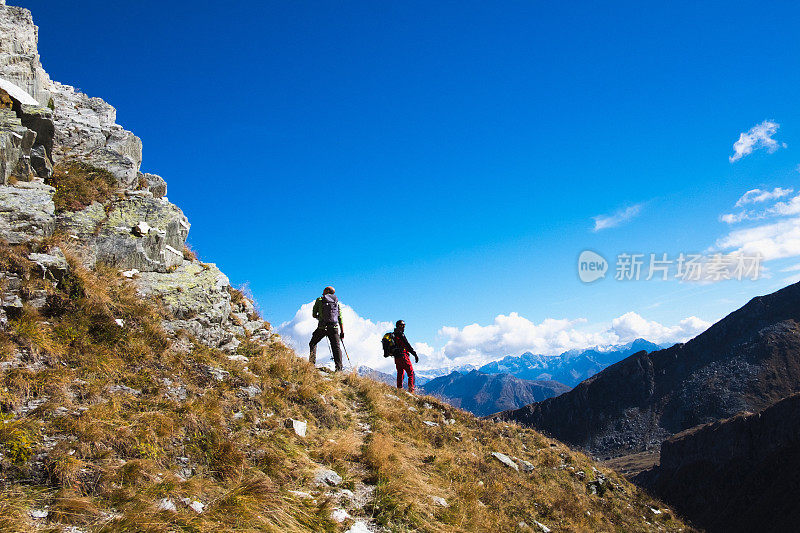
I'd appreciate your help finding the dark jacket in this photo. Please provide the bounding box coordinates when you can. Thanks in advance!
[393,330,417,357]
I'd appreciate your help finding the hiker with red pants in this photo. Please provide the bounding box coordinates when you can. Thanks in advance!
[392,320,418,393]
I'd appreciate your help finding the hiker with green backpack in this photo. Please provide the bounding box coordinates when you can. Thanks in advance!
[309,286,345,371]
[382,320,419,393]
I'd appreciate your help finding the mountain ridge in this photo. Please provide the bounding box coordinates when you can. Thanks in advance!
[497,281,800,458]
[479,338,662,387]
[634,393,800,533]
[420,370,570,416]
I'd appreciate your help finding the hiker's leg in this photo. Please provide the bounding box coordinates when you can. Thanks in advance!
[327,326,343,371]
[407,361,415,393]
[396,360,405,389]
[308,327,325,365]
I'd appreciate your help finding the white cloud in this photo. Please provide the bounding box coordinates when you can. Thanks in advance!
[714,217,800,261]
[278,301,396,373]
[592,204,643,232]
[780,263,800,272]
[783,273,800,285]
[610,312,710,345]
[279,304,712,373]
[721,189,800,225]
[729,120,786,162]
[735,187,793,207]
[766,194,800,217]
[720,212,752,224]
[435,311,710,367]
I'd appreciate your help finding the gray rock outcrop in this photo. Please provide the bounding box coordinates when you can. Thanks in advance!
[136,261,235,348]
[140,172,166,198]
[48,82,142,188]
[0,107,35,182]
[0,3,272,356]
[1,81,56,183]
[0,179,54,242]
[0,2,52,106]
[58,194,190,272]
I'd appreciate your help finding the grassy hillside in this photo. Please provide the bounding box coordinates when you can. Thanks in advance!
[0,238,691,532]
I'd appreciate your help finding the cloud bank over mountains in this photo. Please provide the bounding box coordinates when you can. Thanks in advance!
[278,303,710,372]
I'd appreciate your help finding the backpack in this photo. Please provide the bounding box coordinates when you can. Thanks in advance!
[381,332,397,358]
[320,294,339,324]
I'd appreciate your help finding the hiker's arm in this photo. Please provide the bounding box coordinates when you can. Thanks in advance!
[402,335,417,357]
[312,298,320,320]
[338,303,344,338]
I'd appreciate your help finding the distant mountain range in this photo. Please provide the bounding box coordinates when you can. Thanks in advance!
[497,281,800,459]
[420,370,570,416]
[416,364,477,381]
[479,338,662,387]
[355,365,430,387]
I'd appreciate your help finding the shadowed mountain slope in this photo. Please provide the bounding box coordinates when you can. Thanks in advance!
[635,393,800,533]
[498,282,800,458]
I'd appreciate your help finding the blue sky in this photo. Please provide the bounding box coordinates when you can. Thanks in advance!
[19,0,800,370]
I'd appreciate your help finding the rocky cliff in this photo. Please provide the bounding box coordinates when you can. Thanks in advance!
[0,1,270,352]
[635,393,800,532]
[497,281,800,458]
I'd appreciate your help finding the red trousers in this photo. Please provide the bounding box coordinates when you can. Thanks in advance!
[395,355,415,392]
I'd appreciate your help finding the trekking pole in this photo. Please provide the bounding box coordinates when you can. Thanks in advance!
[341,338,352,367]
[328,338,353,368]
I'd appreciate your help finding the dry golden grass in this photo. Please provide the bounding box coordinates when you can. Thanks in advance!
[46,161,117,211]
[0,237,693,532]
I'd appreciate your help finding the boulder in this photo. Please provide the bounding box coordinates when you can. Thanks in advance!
[491,452,519,471]
[83,147,139,189]
[19,103,54,158]
[29,144,51,179]
[238,385,262,399]
[139,172,166,198]
[512,457,535,472]
[58,195,189,272]
[345,522,371,533]
[28,246,68,281]
[314,468,343,487]
[0,85,55,182]
[203,365,230,382]
[135,261,234,349]
[287,419,307,438]
[0,180,55,243]
[430,496,449,507]
[0,107,36,183]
